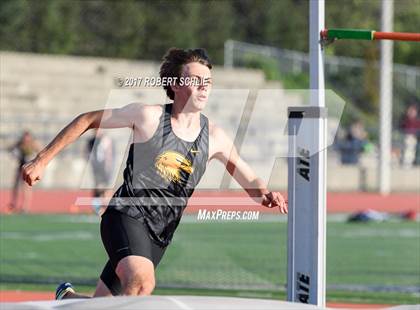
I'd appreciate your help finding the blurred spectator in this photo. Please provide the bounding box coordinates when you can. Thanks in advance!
[7,131,41,213]
[400,210,417,222]
[337,121,368,165]
[348,209,389,223]
[400,104,420,168]
[86,129,115,215]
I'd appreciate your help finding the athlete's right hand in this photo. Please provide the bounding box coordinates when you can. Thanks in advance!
[22,157,46,186]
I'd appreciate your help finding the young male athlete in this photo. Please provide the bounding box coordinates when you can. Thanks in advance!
[22,48,288,299]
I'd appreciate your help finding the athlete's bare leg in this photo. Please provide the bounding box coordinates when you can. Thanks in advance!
[8,168,22,212]
[64,255,155,298]
[93,279,113,297]
[21,183,32,213]
[116,255,156,296]
[62,279,112,299]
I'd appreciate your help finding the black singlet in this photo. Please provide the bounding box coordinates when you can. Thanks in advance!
[108,103,209,247]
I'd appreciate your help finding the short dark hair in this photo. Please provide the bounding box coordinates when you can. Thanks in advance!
[160,48,212,100]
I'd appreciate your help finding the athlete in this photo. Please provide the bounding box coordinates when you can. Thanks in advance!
[86,129,115,215]
[8,130,41,213]
[21,48,288,299]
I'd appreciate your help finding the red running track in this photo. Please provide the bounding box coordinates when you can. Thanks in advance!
[0,190,418,214]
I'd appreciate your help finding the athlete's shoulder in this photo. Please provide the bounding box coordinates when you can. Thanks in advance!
[208,120,232,143]
[207,120,235,161]
[129,103,164,122]
[207,119,218,136]
[141,103,165,117]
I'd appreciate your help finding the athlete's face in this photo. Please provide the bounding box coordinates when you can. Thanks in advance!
[173,62,212,111]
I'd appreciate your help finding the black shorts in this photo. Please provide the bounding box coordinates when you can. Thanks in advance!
[99,208,167,295]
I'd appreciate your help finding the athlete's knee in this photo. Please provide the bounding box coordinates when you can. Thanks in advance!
[138,278,155,296]
[121,277,154,296]
[120,272,142,295]
[120,270,155,296]
[116,256,155,296]
[121,280,139,295]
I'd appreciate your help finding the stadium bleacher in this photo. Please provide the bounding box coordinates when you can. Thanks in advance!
[1,51,419,191]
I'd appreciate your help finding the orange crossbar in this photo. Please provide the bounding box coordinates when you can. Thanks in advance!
[374,31,420,41]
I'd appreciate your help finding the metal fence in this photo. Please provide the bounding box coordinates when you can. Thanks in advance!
[224,39,420,93]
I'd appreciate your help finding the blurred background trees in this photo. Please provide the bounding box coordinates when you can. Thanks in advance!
[1,0,418,65]
[1,0,418,133]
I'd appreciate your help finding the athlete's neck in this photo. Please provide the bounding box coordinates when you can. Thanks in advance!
[171,102,201,128]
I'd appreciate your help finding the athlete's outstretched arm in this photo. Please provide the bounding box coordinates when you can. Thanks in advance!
[22,103,141,186]
[210,125,287,214]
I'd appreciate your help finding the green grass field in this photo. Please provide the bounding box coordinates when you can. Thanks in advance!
[0,214,419,304]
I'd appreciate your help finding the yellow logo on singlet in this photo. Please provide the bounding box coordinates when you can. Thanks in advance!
[155,150,194,183]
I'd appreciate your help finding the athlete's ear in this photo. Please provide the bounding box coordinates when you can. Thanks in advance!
[170,83,181,94]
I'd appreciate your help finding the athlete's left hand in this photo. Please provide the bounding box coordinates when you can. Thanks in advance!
[262,192,288,214]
